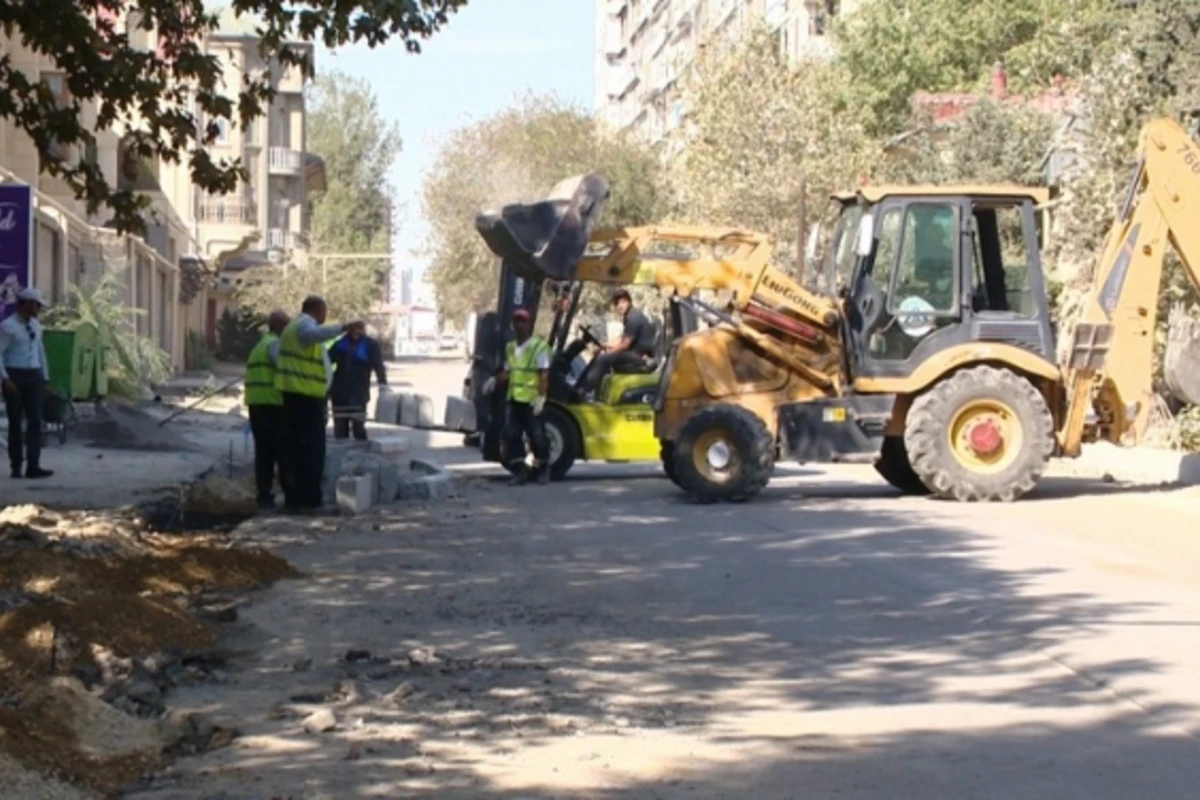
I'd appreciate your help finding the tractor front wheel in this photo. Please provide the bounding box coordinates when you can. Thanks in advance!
[904,366,1053,502]
[661,442,682,487]
[672,404,775,504]
[873,436,930,495]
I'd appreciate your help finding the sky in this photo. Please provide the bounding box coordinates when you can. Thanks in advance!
[314,0,597,281]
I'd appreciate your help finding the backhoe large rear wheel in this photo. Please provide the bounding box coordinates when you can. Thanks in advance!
[874,436,930,495]
[904,365,1053,502]
[672,404,775,504]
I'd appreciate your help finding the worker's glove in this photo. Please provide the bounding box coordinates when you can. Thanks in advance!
[482,376,497,395]
[532,395,546,416]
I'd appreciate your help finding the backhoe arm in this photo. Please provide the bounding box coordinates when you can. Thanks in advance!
[579,225,841,330]
[1061,117,1200,453]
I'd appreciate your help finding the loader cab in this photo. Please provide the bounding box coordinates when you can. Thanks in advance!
[841,187,1055,382]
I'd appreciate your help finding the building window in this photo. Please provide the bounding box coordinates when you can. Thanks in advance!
[211,118,229,145]
[810,0,840,36]
[68,244,81,287]
[40,72,71,161]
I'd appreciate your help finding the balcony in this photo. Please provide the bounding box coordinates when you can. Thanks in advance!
[198,198,257,226]
[265,228,310,251]
[267,147,303,176]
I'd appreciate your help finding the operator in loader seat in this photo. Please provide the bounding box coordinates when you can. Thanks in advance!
[496,308,552,486]
[578,289,657,397]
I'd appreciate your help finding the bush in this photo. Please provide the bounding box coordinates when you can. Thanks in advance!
[215,307,263,362]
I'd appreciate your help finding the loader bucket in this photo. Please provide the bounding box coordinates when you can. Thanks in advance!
[1163,304,1200,405]
[474,173,611,282]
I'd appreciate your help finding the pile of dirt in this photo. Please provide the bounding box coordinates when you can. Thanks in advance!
[73,403,201,453]
[0,503,297,797]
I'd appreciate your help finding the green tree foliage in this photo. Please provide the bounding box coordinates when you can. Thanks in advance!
[1047,0,1200,375]
[833,0,1119,135]
[878,100,1056,187]
[237,69,401,321]
[421,94,670,324]
[0,0,463,232]
[672,23,875,274]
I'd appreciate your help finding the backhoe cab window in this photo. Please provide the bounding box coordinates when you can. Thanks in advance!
[890,205,956,312]
[827,204,864,294]
[871,203,957,357]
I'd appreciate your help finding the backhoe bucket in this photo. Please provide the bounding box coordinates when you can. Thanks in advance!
[474,173,610,282]
[1163,304,1200,405]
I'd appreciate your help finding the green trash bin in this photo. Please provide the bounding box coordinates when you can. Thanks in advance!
[43,329,75,399]
[43,322,100,401]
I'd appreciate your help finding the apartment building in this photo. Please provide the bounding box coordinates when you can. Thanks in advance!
[191,7,326,343]
[594,0,855,145]
[0,6,324,372]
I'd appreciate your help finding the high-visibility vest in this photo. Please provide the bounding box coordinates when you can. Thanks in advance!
[505,336,548,403]
[244,333,282,407]
[274,317,327,398]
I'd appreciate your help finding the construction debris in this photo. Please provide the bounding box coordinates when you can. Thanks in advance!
[0,502,296,798]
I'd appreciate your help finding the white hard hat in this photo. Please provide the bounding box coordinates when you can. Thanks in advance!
[15,287,47,307]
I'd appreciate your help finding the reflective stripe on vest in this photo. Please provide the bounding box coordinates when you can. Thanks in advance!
[244,333,282,406]
[505,336,548,403]
[274,318,327,398]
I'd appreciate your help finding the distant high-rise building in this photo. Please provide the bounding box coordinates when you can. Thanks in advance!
[593,0,855,146]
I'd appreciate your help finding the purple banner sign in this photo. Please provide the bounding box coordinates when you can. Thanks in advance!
[0,183,33,323]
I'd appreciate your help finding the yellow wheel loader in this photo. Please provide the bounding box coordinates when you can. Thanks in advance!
[467,173,798,482]
[653,116,1200,503]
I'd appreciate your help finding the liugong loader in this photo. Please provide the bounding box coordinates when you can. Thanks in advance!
[653,116,1200,503]
[469,173,815,482]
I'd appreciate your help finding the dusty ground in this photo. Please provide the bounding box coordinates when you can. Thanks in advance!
[8,357,1200,798]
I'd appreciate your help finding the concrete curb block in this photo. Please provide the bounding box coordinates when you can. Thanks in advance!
[1052,443,1200,485]
[395,457,462,502]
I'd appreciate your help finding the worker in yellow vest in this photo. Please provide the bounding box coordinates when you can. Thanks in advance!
[494,308,550,485]
[274,295,349,511]
[244,310,290,510]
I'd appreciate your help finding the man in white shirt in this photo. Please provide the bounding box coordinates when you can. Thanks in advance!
[0,288,52,479]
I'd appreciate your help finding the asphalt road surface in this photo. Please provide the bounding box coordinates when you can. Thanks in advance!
[134,358,1200,799]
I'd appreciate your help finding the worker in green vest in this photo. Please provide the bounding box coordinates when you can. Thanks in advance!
[274,295,348,511]
[244,309,290,510]
[494,308,550,486]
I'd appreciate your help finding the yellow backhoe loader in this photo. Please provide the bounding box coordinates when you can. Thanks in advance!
[651,116,1200,503]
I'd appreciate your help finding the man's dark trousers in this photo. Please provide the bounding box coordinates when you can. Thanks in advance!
[248,403,289,504]
[4,367,44,476]
[333,413,367,441]
[504,400,548,473]
[581,351,646,393]
[281,391,326,508]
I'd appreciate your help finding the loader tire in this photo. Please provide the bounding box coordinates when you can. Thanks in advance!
[672,404,774,504]
[660,442,682,488]
[873,436,930,495]
[904,365,1053,502]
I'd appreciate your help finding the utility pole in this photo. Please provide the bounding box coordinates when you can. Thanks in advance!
[795,173,808,282]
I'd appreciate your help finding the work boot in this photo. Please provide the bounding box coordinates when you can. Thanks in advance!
[507,466,528,487]
[10,464,21,479]
[25,467,53,479]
